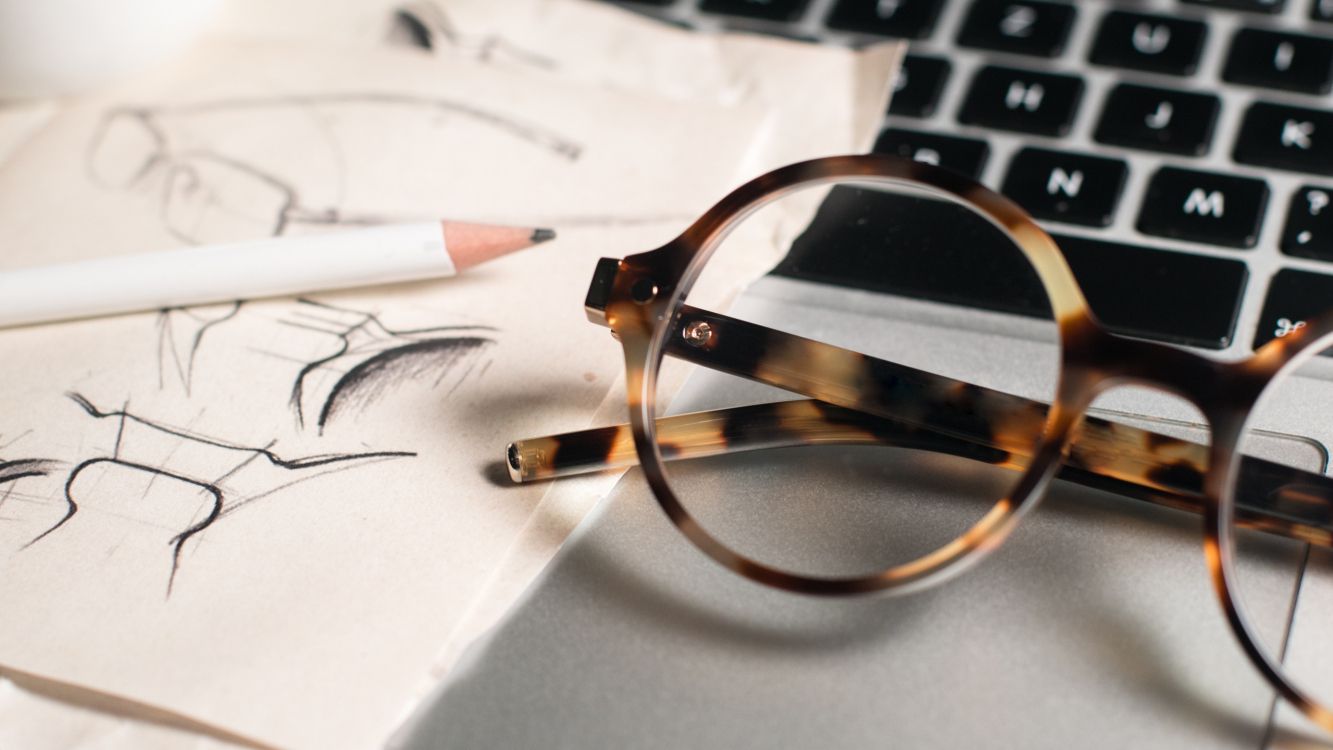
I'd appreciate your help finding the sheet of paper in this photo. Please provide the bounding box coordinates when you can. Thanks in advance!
[213,0,421,48]
[0,3,901,745]
[0,673,248,750]
[398,0,898,174]
[0,37,774,750]
[214,0,899,181]
[0,101,58,169]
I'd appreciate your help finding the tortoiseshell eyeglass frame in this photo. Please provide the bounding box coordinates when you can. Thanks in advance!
[508,154,1333,733]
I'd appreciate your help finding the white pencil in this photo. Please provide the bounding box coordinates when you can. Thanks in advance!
[0,221,555,328]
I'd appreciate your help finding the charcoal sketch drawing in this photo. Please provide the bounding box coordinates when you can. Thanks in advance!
[394,1,559,70]
[277,299,496,432]
[3,393,414,597]
[85,93,582,244]
[156,301,243,394]
[1,292,503,597]
[1,80,540,598]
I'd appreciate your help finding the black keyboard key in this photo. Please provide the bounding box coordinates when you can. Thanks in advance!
[1053,234,1248,349]
[1181,0,1285,12]
[1093,83,1220,156]
[1088,11,1208,76]
[957,66,1084,137]
[827,0,945,38]
[771,186,1247,349]
[1001,148,1128,227]
[699,0,810,21]
[872,128,990,178]
[1138,167,1269,248]
[775,188,1051,319]
[890,55,951,118]
[1234,102,1333,176]
[1254,269,1333,349]
[956,0,1076,57]
[1281,185,1333,260]
[1315,0,1333,21]
[1222,28,1333,95]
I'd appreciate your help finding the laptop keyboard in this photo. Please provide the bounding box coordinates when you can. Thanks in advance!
[604,0,1333,356]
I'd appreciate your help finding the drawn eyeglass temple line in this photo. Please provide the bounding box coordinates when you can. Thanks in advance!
[156,300,243,394]
[87,93,584,192]
[86,95,581,247]
[4,393,416,596]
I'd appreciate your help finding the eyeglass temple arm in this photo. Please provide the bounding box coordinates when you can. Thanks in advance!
[507,306,1333,547]
[509,397,1329,546]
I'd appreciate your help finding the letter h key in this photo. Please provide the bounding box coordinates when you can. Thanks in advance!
[958,65,1084,137]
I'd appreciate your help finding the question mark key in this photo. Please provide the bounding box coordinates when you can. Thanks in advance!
[1281,185,1333,261]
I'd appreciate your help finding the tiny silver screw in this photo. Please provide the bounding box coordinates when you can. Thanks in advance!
[682,320,713,347]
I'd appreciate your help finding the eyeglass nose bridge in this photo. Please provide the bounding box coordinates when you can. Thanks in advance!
[1060,322,1248,417]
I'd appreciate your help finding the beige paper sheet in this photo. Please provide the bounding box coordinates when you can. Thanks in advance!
[0,38,766,750]
[0,671,252,750]
[399,0,897,170]
[0,10,900,750]
[0,100,57,169]
[213,0,418,47]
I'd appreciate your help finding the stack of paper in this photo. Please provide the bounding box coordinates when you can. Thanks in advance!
[0,2,899,747]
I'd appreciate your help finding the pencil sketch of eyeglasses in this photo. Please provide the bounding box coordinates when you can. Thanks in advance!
[0,393,413,597]
[85,95,582,246]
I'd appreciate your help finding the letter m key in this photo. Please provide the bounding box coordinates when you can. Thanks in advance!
[1184,188,1225,217]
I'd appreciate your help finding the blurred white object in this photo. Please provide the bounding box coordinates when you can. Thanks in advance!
[0,0,219,99]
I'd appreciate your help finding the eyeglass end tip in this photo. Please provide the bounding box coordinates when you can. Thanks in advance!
[506,442,524,483]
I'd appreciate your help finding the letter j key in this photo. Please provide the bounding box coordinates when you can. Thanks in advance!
[1094,84,1220,156]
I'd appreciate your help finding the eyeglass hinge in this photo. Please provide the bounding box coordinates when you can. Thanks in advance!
[584,256,621,327]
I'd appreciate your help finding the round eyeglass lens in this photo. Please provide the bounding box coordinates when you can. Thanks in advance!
[647,175,1061,583]
[1231,334,1333,733]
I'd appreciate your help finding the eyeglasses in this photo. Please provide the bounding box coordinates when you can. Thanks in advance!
[506,154,1333,736]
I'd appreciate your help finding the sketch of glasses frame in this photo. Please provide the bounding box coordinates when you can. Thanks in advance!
[85,96,582,246]
[507,154,1333,733]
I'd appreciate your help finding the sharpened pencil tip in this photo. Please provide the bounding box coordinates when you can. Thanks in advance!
[530,228,557,245]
